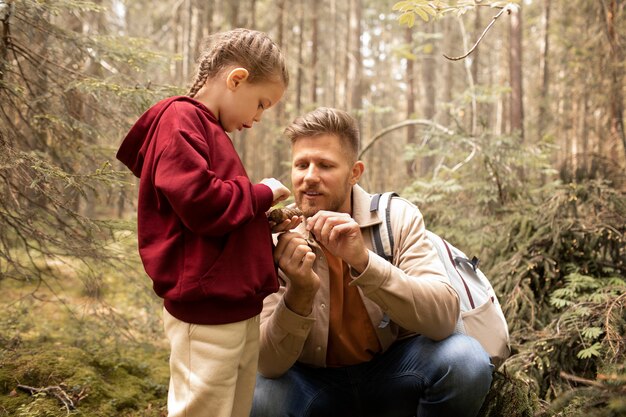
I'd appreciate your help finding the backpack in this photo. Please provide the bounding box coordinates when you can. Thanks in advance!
[370,192,511,366]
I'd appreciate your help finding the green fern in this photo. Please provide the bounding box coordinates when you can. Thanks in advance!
[580,327,603,340]
[577,342,603,359]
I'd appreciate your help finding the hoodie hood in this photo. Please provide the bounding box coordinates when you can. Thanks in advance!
[116,96,216,177]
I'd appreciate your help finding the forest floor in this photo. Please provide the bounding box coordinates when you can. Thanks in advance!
[1,181,625,417]
[0,233,170,416]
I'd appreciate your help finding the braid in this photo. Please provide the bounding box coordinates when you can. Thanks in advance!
[187,28,289,98]
[187,39,224,98]
[187,57,211,98]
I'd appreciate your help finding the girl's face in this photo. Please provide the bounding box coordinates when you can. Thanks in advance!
[218,69,285,133]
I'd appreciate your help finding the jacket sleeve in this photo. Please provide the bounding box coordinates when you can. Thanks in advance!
[350,199,460,341]
[258,284,316,378]
[154,128,273,236]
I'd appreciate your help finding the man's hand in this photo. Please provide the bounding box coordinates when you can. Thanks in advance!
[306,210,369,274]
[274,232,320,316]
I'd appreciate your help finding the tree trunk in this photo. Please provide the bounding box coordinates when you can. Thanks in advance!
[580,93,590,178]
[331,0,338,107]
[182,0,192,79]
[442,17,455,127]
[471,7,481,87]
[0,2,10,82]
[227,0,240,27]
[538,0,551,140]
[250,0,257,28]
[343,0,352,110]
[602,0,626,160]
[272,0,287,179]
[350,0,363,112]
[193,0,212,59]
[295,0,304,114]
[405,27,416,176]
[275,0,286,125]
[310,0,319,104]
[509,5,524,141]
[419,22,436,177]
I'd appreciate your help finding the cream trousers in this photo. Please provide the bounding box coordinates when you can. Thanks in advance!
[163,307,260,417]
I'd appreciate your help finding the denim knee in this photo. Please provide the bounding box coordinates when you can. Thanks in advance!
[435,334,493,392]
[250,375,281,417]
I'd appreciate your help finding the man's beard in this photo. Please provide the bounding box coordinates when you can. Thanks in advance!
[296,187,350,218]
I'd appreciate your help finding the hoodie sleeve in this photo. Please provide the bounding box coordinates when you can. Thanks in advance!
[153,127,274,236]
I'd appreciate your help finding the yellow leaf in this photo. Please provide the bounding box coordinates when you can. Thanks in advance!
[399,11,416,27]
[392,1,412,12]
[424,4,438,16]
[416,7,430,22]
[407,12,416,27]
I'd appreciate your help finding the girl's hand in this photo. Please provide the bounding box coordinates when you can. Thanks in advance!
[261,178,291,205]
[267,207,303,233]
[270,215,303,233]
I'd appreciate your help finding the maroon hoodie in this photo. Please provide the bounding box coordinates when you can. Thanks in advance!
[117,96,278,325]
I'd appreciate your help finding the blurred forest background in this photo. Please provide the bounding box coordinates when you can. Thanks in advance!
[0,0,625,416]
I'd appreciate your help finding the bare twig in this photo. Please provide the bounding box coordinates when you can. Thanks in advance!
[359,119,454,159]
[560,371,626,393]
[444,4,516,61]
[16,384,86,415]
[559,371,604,388]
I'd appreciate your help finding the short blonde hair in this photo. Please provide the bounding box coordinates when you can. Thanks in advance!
[284,107,360,162]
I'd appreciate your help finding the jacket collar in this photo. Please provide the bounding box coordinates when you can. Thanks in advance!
[351,184,382,228]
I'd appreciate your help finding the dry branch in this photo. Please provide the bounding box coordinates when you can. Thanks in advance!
[359,119,454,159]
[444,4,516,61]
[17,384,88,414]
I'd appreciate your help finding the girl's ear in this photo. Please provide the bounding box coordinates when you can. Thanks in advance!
[226,68,249,90]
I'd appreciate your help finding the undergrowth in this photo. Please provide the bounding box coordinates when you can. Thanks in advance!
[410,178,626,417]
[0,229,168,417]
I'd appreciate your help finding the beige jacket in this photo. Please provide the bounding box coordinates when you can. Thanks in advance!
[258,185,460,378]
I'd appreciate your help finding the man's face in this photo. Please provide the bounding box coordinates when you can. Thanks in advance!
[291,134,361,217]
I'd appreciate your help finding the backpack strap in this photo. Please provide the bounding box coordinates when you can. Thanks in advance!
[439,237,476,310]
[370,192,398,262]
[370,192,397,330]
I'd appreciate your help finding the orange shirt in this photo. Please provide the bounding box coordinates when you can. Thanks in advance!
[323,246,382,367]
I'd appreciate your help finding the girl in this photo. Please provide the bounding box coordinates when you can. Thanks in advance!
[117,28,295,417]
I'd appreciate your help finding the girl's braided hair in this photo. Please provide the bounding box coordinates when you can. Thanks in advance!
[187,28,289,98]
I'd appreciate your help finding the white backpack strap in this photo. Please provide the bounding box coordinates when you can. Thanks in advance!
[369,192,397,262]
[369,192,397,329]
[439,236,476,309]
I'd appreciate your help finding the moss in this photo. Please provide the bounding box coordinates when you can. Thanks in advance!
[0,341,168,417]
[477,371,539,417]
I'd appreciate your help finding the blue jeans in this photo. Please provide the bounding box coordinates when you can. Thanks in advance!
[250,334,493,417]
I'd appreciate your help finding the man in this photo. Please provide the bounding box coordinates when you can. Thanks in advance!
[251,107,493,417]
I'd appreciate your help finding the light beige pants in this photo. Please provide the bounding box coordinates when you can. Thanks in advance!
[163,307,260,417]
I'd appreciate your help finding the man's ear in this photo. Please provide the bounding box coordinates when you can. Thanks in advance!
[350,161,365,185]
[226,68,249,90]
